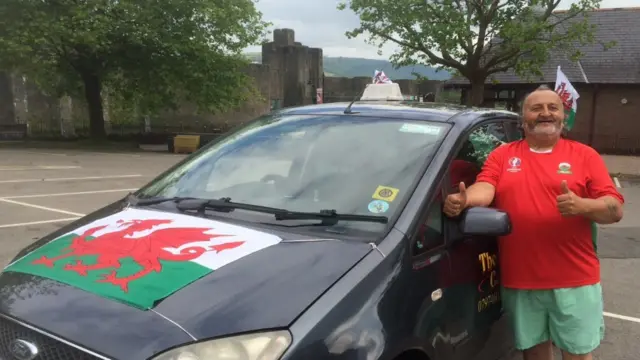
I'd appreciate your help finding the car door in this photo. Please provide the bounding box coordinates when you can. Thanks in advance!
[444,120,510,360]
[409,179,457,360]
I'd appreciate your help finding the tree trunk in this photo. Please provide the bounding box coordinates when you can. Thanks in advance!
[81,72,106,138]
[468,78,486,106]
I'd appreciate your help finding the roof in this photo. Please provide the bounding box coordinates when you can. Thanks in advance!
[277,101,518,124]
[446,7,640,86]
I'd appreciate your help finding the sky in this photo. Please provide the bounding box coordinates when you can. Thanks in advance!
[245,0,639,59]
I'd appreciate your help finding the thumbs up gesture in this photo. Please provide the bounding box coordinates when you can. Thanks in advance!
[444,182,468,217]
[556,180,585,216]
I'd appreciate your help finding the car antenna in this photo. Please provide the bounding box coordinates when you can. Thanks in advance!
[343,87,367,114]
[344,66,391,114]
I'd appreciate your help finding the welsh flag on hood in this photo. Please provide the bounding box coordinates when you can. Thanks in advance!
[3,208,282,310]
[554,66,580,131]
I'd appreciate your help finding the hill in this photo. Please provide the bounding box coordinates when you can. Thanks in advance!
[244,53,451,80]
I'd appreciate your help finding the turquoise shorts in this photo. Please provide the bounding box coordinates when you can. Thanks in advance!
[501,283,605,355]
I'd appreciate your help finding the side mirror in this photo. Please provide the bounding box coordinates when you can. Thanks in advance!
[459,207,511,236]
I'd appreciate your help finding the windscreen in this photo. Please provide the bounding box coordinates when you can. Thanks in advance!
[137,113,450,233]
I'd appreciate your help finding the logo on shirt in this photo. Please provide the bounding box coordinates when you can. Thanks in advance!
[557,162,572,174]
[507,157,521,172]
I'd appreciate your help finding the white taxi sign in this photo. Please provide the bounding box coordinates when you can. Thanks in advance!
[360,83,404,101]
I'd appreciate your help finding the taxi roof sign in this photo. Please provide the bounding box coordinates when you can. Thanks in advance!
[360,83,404,101]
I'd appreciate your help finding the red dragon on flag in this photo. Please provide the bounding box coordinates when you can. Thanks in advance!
[31,219,244,292]
[555,82,574,112]
[5,208,282,309]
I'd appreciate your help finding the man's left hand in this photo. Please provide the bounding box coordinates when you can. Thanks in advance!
[557,180,586,216]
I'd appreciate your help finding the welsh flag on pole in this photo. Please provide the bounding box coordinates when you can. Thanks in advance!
[554,66,580,131]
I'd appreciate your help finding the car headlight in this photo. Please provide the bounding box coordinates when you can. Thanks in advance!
[150,330,292,360]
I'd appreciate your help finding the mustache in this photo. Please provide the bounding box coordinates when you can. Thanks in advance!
[535,117,559,123]
[523,117,563,131]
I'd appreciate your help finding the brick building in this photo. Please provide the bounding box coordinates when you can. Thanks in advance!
[446,7,640,154]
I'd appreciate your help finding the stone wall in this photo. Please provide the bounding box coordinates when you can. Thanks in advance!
[0,28,445,138]
[150,63,282,133]
[0,73,15,125]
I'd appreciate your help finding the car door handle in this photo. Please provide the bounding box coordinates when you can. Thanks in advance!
[431,288,443,301]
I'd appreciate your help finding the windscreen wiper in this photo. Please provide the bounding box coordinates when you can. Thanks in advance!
[130,195,289,215]
[175,198,389,225]
[175,197,289,215]
[273,209,388,225]
[128,195,198,206]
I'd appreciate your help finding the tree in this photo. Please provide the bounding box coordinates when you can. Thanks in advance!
[338,0,604,105]
[0,0,269,138]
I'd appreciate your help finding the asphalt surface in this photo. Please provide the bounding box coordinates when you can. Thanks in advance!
[0,148,639,360]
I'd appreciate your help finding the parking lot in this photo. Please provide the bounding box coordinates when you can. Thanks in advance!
[0,148,186,265]
[1,148,640,359]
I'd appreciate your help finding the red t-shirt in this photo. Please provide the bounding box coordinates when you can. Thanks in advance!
[476,139,624,289]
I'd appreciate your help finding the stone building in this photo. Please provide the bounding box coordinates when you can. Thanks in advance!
[262,28,324,108]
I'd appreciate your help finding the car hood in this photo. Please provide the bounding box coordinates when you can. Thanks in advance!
[0,202,373,360]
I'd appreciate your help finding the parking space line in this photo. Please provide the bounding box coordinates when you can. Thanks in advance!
[0,198,85,217]
[0,166,81,171]
[90,152,141,157]
[0,174,143,184]
[613,177,622,188]
[21,151,68,157]
[604,311,640,324]
[2,188,137,199]
[0,217,80,229]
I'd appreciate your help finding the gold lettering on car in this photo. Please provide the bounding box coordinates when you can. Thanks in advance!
[477,252,500,312]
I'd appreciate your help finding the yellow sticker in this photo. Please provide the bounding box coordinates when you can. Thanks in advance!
[372,186,400,202]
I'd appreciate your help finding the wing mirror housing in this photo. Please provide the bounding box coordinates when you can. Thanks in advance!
[459,207,512,237]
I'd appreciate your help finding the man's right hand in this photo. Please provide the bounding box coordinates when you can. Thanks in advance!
[443,182,467,217]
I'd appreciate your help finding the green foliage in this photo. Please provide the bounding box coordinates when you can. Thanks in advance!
[338,0,603,104]
[0,0,270,134]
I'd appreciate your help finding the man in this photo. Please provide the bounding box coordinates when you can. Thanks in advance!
[443,85,624,360]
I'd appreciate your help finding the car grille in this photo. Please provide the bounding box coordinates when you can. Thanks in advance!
[0,315,104,360]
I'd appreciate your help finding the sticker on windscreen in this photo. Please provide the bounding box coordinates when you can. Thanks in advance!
[372,185,399,202]
[368,200,390,214]
[399,123,441,135]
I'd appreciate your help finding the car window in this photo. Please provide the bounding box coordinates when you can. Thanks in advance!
[413,194,444,256]
[205,153,294,193]
[504,120,523,141]
[137,114,450,234]
[444,122,508,193]
[466,122,508,167]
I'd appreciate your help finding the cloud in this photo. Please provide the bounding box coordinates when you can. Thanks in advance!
[246,0,639,60]
[245,0,398,59]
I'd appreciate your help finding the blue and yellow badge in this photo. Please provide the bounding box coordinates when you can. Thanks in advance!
[368,200,390,214]
[372,185,399,202]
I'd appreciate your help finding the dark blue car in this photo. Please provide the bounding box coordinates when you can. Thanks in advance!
[0,84,522,360]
